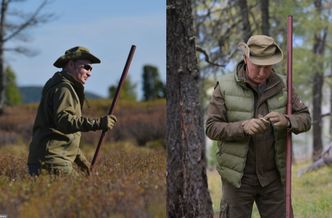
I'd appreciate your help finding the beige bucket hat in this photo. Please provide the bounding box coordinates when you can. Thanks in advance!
[53,46,101,68]
[238,35,283,66]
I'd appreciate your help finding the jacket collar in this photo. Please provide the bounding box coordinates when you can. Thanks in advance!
[61,71,84,88]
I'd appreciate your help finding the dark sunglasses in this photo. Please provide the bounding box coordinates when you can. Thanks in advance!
[81,64,92,71]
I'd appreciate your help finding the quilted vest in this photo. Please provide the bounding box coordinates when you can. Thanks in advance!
[216,72,287,188]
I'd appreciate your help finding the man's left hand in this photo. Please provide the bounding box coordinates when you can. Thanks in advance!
[264,111,289,129]
[77,160,90,176]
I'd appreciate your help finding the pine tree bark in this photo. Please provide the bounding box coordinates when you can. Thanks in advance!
[166,0,213,217]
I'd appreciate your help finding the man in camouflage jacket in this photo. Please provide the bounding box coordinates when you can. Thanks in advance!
[28,46,117,176]
[206,35,311,218]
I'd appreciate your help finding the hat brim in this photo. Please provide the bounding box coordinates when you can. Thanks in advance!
[238,42,283,66]
[53,52,101,68]
[249,53,283,66]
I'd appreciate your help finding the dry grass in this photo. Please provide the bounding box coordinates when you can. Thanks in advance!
[0,142,166,218]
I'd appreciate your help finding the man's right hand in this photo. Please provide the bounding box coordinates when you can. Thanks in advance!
[242,118,270,135]
[101,114,117,130]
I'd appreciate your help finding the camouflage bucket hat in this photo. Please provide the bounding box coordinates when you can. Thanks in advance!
[53,46,101,68]
[238,35,283,66]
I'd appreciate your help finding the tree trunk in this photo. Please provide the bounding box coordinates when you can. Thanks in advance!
[166,0,213,217]
[0,0,8,114]
[312,0,326,161]
[261,0,270,35]
[238,0,251,42]
[312,72,324,161]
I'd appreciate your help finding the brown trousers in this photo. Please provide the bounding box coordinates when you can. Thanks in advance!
[219,175,289,218]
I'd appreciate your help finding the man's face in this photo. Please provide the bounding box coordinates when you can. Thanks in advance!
[244,56,273,85]
[70,60,93,84]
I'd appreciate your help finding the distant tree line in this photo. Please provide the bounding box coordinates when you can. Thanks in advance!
[5,63,165,106]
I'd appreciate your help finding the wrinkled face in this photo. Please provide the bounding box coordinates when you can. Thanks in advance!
[244,56,273,85]
[68,60,93,84]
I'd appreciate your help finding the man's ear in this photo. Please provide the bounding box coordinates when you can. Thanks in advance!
[64,60,75,72]
[68,60,75,67]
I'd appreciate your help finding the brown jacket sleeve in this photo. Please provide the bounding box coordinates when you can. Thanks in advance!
[288,91,311,134]
[205,83,247,141]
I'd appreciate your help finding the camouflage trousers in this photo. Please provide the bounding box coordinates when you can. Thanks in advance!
[219,175,291,218]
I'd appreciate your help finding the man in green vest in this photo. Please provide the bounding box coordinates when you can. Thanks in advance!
[28,46,117,176]
[206,35,311,218]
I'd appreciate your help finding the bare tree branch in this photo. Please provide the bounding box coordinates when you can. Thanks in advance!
[4,0,52,42]
[321,112,332,118]
[196,46,225,67]
[4,46,38,56]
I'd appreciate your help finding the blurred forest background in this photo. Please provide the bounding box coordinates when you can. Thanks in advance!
[0,0,332,217]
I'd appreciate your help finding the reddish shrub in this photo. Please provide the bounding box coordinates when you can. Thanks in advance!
[78,99,166,147]
[0,100,166,147]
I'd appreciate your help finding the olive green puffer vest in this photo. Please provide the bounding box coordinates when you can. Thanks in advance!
[216,73,287,188]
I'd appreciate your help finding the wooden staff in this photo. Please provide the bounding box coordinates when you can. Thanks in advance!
[90,45,136,171]
[286,15,293,218]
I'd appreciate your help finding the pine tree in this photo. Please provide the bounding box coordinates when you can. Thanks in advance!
[142,65,165,101]
[108,76,137,101]
[5,66,21,106]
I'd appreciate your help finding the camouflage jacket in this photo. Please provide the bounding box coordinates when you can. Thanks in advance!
[28,71,103,170]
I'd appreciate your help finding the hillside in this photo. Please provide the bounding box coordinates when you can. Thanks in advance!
[19,86,103,103]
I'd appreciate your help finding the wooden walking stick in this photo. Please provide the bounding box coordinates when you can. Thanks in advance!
[90,45,136,171]
[286,15,293,218]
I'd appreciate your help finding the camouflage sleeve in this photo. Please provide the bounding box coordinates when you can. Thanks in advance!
[52,85,103,133]
[288,91,311,134]
[205,83,246,141]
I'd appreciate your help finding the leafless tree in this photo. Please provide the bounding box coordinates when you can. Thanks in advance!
[0,0,54,114]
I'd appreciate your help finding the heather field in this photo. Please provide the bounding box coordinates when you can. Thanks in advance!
[0,101,166,218]
[0,142,166,218]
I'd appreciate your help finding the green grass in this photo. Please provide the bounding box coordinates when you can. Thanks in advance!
[208,164,332,218]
